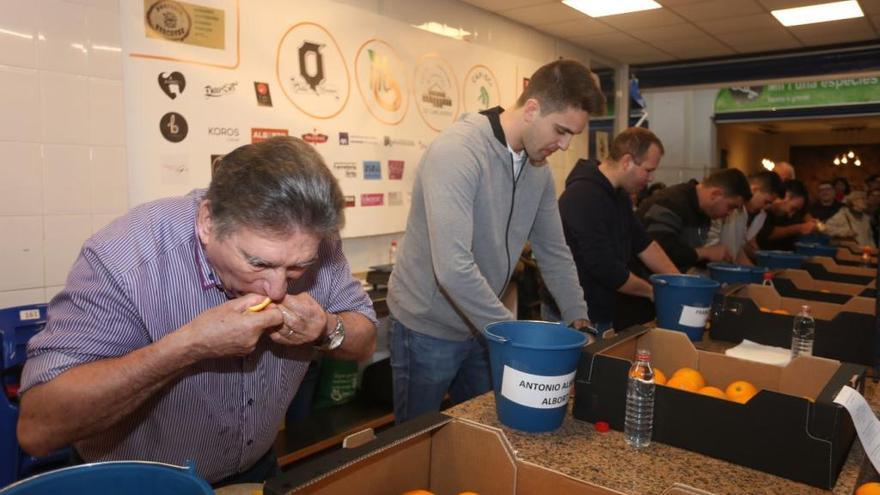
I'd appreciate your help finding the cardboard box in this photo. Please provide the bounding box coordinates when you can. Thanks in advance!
[708,284,876,365]
[573,327,866,489]
[773,269,875,304]
[265,413,623,495]
[835,248,877,266]
[803,257,876,285]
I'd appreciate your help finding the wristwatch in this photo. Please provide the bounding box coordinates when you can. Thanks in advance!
[315,313,345,351]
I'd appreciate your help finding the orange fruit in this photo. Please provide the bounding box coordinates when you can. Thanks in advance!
[697,386,728,400]
[771,309,790,315]
[726,380,758,404]
[671,368,706,390]
[402,491,434,495]
[856,482,880,495]
[759,306,770,312]
[653,368,667,385]
[246,296,272,312]
[667,375,700,392]
[458,492,480,495]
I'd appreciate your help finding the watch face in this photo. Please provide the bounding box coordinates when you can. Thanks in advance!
[328,331,345,350]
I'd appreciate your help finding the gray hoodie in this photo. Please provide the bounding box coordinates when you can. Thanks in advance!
[388,111,589,341]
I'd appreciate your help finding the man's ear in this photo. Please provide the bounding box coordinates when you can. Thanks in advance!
[523,98,540,123]
[197,200,213,241]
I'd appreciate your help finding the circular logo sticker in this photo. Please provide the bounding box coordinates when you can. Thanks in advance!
[160,112,188,143]
[145,0,191,41]
[276,22,350,119]
[354,39,408,125]
[413,55,460,132]
[463,64,500,114]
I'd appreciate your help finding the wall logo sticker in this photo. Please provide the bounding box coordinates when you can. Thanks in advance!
[145,1,191,42]
[363,160,382,180]
[204,82,237,98]
[383,136,415,147]
[251,127,287,143]
[160,112,188,142]
[158,71,186,99]
[302,129,328,144]
[338,132,349,145]
[355,39,407,125]
[361,193,384,207]
[208,127,240,141]
[144,0,226,50]
[333,162,358,179]
[254,82,273,107]
[344,195,356,207]
[388,160,404,180]
[276,22,350,119]
[413,55,460,132]
[463,65,500,113]
[388,191,403,206]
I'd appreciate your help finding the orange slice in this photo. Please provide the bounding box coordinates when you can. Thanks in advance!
[246,297,272,312]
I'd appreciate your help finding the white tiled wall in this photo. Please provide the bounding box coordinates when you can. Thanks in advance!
[0,0,125,308]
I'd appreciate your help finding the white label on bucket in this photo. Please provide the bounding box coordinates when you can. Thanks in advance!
[500,365,575,410]
[678,305,710,327]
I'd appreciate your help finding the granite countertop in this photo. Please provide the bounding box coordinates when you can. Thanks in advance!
[445,380,879,495]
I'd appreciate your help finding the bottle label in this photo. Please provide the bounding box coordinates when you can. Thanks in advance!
[500,365,575,409]
[678,305,710,327]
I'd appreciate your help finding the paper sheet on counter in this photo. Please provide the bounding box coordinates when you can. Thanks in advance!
[724,339,792,366]
[834,386,880,473]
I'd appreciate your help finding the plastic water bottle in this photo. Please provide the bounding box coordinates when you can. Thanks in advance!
[761,271,774,287]
[625,348,655,448]
[389,240,398,265]
[791,304,815,358]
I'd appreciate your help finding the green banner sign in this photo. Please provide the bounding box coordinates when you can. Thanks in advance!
[714,77,880,113]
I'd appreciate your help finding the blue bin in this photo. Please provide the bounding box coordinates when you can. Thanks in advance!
[795,242,838,258]
[0,461,213,494]
[756,250,808,269]
[483,321,587,433]
[650,274,719,342]
[707,262,767,284]
[798,233,831,245]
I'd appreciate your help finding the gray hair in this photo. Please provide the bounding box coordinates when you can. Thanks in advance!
[205,136,345,239]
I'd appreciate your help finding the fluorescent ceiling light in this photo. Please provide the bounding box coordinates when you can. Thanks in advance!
[562,0,661,18]
[413,22,472,41]
[771,0,863,27]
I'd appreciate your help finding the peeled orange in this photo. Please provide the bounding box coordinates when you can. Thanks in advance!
[246,297,272,312]
[653,368,667,385]
[670,368,706,390]
[856,482,880,495]
[697,386,728,400]
[726,380,758,404]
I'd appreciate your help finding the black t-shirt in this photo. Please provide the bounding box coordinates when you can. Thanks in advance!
[808,201,842,222]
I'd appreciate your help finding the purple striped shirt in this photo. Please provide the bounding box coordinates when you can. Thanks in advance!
[21,190,376,483]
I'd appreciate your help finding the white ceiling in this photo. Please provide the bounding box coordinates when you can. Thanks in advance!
[460,0,880,65]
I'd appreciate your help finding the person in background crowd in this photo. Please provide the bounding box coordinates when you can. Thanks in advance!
[706,170,785,265]
[17,137,378,486]
[865,174,880,192]
[757,179,816,252]
[808,181,843,222]
[833,177,851,202]
[774,161,796,181]
[867,188,880,246]
[386,59,605,424]
[825,191,876,248]
[636,182,667,207]
[621,168,751,327]
[558,127,679,336]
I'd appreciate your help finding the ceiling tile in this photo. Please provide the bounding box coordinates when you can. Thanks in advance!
[538,17,620,38]
[720,33,803,52]
[714,27,800,44]
[670,0,765,21]
[460,0,545,11]
[574,31,646,49]
[656,0,707,5]
[757,0,827,10]
[658,36,738,57]
[695,13,785,33]
[631,22,707,42]
[795,29,877,46]
[501,2,583,25]
[595,8,687,30]
[575,41,675,63]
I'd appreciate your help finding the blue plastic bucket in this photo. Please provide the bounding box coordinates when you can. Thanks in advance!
[798,233,831,245]
[795,242,838,257]
[756,250,808,269]
[650,274,719,342]
[0,461,213,495]
[483,321,587,433]
[707,262,767,284]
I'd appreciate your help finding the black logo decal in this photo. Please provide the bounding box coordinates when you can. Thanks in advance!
[158,71,186,99]
[160,112,188,142]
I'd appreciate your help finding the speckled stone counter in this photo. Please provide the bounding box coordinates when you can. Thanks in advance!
[445,380,879,494]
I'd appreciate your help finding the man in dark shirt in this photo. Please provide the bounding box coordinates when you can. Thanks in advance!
[757,179,817,251]
[636,168,752,271]
[808,181,842,221]
[558,128,679,333]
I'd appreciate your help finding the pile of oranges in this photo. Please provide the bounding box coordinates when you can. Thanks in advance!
[403,491,478,495]
[654,367,758,404]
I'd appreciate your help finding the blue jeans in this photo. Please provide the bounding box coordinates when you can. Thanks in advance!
[389,318,492,424]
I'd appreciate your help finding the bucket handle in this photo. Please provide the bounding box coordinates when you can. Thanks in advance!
[483,328,509,344]
[652,278,668,286]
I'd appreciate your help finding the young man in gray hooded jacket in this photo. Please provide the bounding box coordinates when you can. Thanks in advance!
[387,60,606,423]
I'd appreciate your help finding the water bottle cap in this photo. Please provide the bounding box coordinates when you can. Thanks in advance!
[391,240,398,246]
[635,349,651,361]
[801,304,811,313]
[762,271,773,280]
[595,421,610,433]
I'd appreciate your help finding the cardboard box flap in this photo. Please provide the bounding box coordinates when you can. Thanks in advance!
[779,269,865,295]
[811,255,875,276]
[779,355,840,398]
[840,296,876,314]
[697,351,783,392]
[736,285,873,318]
[429,419,516,495]
[517,461,627,495]
[265,412,451,495]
